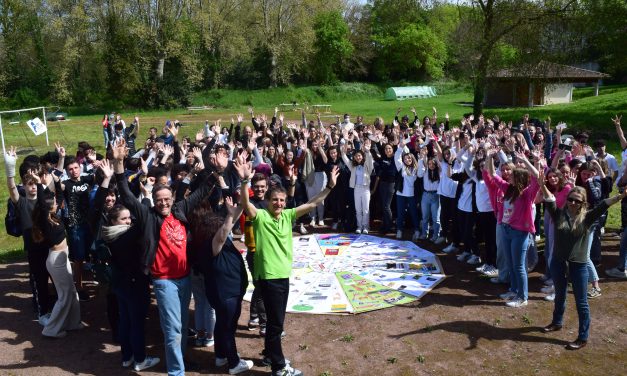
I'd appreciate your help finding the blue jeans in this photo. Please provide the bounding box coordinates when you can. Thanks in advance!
[618,228,627,271]
[113,275,150,364]
[551,258,590,341]
[67,224,92,262]
[502,224,529,300]
[420,192,440,238]
[153,276,192,376]
[396,194,418,231]
[496,223,511,283]
[103,128,110,149]
[191,272,215,336]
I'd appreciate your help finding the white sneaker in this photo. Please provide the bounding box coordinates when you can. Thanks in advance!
[355,229,362,234]
[544,293,555,302]
[476,264,488,273]
[466,255,481,265]
[396,230,403,239]
[309,219,316,227]
[318,220,325,227]
[122,356,134,368]
[216,357,228,367]
[362,229,369,234]
[134,356,160,372]
[541,285,554,294]
[534,235,541,242]
[229,359,253,375]
[456,251,471,262]
[499,291,517,300]
[299,223,308,235]
[506,298,528,308]
[434,236,446,245]
[442,243,458,254]
[482,265,499,277]
[331,222,338,230]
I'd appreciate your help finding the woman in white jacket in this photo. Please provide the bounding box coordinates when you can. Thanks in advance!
[341,138,375,234]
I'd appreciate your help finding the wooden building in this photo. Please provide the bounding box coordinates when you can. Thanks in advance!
[484,62,608,107]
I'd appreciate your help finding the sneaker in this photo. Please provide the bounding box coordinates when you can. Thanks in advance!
[229,359,253,375]
[298,223,307,235]
[541,285,554,294]
[506,298,528,308]
[482,265,499,277]
[195,336,214,347]
[362,229,369,234]
[122,356,134,368]
[216,357,228,367]
[456,251,471,262]
[587,287,602,299]
[543,278,554,286]
[248,318,259,330]
[499,291,517,300]
[331,222,338,230]
[134,356,160,372]
[240,234,245,242]
[355,229,362,234]
[434,236,446,245]
[475,264,487,273]
[273,365,303,376]
[490,277,507,284]
[535,235,541,242]
[396,230,403,239]
[309,219,316,227]
[606,267,627,279]
[318,220,325,227]
[411,231,420,242]
[442,243,459,254]
[259,326,266,337]
[77,290,90,302]
[544,293,555,302]
[466,255,481,265]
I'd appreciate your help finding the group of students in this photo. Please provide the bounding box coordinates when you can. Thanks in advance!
[4,110,627,375]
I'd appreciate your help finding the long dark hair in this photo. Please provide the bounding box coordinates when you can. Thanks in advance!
[545,167,566,193]
[31,191,60,244]
[503,168,530,202]
[426,157,440,182]
[189,200,223,246]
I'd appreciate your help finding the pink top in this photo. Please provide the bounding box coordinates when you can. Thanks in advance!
[490,173,540,233]
[483,170,504,223]
[553,184,572,209]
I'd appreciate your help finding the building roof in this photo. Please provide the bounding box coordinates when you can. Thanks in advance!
[487,61,609,81]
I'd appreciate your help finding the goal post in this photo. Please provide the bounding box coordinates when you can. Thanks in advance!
[0,106,50,156]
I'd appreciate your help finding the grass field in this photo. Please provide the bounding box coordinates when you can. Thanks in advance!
[1,83,626,257]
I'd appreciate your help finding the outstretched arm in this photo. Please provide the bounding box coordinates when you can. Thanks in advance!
[4,146,20,203]
[212,196,244,256]
[613,115,627,150]
[234,152,257,219]
[295,166,338,218]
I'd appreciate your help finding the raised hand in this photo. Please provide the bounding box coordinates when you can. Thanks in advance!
[410,107,416,114]
[277,144,284,155]
[4,146,18,177]
[224,195,239,216]
[233,157,253,180]
[566,170,577,185]
[247,138,257,152]
[192,146,203,161]
[112,139,127,161]
[54,142,66,158]
[170,124,179,138]
[99,158,114,178]
[328,165,339,188]
[248,107,254,115]
[237,114,244,123]
[612,114,622,127]
[163,144,174,157]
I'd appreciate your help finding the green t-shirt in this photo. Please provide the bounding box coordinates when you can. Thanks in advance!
[252,208,296,280]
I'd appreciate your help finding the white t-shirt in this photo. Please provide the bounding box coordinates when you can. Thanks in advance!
[475,180,493,213]
[457,180,473,213]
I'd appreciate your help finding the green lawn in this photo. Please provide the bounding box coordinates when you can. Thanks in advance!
[1,83,626,257]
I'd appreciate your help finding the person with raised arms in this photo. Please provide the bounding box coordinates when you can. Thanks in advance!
[234,151,339,376]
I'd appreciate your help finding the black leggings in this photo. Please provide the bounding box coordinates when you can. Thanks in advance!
[440,196,456,241]
[477,211,497,266]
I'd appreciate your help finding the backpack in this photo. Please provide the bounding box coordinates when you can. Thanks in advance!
[5,199,22,237]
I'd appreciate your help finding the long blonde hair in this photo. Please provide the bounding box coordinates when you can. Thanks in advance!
[559,186,588,234]
[402,152,418,176]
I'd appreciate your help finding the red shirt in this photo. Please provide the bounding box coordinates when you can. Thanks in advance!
[151,213,189,279]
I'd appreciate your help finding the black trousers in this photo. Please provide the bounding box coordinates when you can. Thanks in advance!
[27,247,52,317]
[477,211,497,266]
[258,278,289,372]
[459,210,477,254]
[440,196,456,241]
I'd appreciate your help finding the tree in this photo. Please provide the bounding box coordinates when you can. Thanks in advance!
[311,10,354,83]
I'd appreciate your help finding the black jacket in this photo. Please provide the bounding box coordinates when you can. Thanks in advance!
[116,171,217,275]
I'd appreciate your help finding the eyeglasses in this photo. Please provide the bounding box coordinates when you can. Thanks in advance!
[567,197,584,204]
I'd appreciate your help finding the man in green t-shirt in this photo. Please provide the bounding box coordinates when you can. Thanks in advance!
[235,155,338,376]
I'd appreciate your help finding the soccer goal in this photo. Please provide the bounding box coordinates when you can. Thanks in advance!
[0,106,50,156]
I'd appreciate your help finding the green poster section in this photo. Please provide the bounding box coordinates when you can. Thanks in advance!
[335,271,416,313]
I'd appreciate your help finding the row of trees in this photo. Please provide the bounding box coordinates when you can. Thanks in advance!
[0,0,625,112]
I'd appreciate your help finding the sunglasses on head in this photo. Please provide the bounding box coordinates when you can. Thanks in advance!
[567,197,584,204]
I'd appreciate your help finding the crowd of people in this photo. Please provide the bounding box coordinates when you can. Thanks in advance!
[3,108,627,375]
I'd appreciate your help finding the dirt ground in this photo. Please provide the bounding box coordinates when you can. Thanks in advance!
[0,230,626,376]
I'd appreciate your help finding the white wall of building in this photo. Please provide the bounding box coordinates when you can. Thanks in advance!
[544,83,572,104]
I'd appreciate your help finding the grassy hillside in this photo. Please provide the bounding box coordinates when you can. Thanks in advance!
[0,83,626,257]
